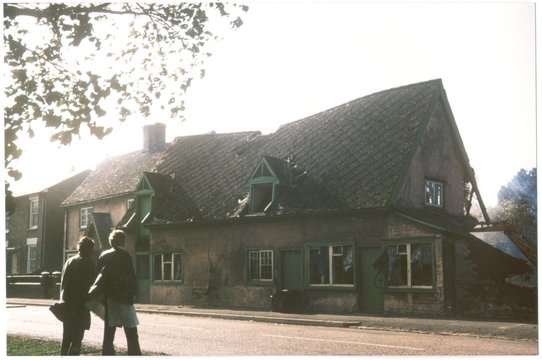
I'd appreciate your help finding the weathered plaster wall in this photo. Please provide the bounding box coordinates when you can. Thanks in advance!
[64,196,132,253]
[396,99,466,216]
[148,212,448,315]
[149,212,388,312]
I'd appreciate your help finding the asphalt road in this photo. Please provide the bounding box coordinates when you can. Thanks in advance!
[5,305,538,356]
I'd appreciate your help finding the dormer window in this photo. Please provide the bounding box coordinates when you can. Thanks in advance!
[425,179,443,208]
[250,183,273,213]
[248,156,284,215]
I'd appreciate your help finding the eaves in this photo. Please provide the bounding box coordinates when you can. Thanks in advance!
[145,207,392,230]
[60,191,134,208]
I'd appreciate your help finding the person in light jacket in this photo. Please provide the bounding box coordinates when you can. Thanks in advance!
[96,229,141,355]
[60,236,96,355]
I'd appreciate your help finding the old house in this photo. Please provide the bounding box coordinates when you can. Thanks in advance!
[6,170,90,276]
[63,79,534,319]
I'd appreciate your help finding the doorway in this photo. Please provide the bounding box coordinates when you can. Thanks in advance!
[359,247,384,313]
[135,253,150,303]
[280,249,303,290]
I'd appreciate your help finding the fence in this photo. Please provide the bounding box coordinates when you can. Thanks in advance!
[6,272,61,299]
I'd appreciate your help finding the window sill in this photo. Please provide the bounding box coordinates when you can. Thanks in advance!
[152,281,183,285]
[384,287,434,293]
[307,284,355,290]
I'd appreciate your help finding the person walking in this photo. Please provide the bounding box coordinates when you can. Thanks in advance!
[59,236,96,355]
[96,229,142,355]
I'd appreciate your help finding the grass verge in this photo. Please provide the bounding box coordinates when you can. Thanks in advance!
[7,335,164,356]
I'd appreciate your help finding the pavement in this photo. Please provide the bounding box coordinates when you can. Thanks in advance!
[6,298,538,341]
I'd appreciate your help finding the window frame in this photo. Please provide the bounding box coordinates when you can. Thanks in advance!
[27,244,37,273]
[152,252,183,283]
[306,243,355,288]
[247,249,274,283]
[28,197,39,229]
[79,207,93,229]
[424,179,444,208]
[384,241,435,291]
[247,158,280,215]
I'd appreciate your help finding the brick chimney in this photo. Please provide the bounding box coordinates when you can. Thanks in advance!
[143,123,166,153]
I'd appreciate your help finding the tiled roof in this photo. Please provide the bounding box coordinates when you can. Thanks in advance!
[61,149,164,206]
[148,79,444,224]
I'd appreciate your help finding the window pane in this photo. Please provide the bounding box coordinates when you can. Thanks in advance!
[309,246,329,284]
[164,262,172,280]
[411,243,433,286]
[387,246,407,286]
[260,251,273,280]
[435,183,443,206]
[332,245,353,285]
[425,181,433,205]
[248,251,260,280]
[153,254,162,280]
[251,183,273,213]
[173,254,182,281]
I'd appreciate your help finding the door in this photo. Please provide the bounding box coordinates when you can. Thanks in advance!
[280,249,303,290]
[135,253,150,303]
[359,247,384,313]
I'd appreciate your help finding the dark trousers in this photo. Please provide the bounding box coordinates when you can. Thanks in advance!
[102,301,142,355]
[102,325,142,355]
[61,319,85,355]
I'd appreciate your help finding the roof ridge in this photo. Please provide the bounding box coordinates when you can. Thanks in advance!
[276,78,443,131]
[172,131,261,142]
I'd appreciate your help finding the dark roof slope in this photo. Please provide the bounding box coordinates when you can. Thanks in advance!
[152,132,262,222]
[149,79,447,224]
[62,149,164,206]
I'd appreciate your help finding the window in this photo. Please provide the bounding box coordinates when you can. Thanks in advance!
[425,180,443,207]
[248,157,281,215]
[386,242,433,288]
[6,215,10,233]
[127,198,134,209]
[80,207,93,228]
[250,183,274,213]
[29,197,39,229]
[153,253,182,282]
[27,244,37,273]
[248,250,273,281]
[308,244,353,286]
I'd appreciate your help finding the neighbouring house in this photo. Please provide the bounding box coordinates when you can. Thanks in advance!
[62,79,536,320]
[6,170,90,276]
[60,123,168,294]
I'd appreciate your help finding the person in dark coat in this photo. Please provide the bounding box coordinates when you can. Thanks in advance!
[96,229,141,355]
[59,236,96,355]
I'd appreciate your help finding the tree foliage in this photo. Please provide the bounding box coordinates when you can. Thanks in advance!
[493,168,537,245]
[4,2,248,182]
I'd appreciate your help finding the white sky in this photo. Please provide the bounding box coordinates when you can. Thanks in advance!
[7,1,537,209]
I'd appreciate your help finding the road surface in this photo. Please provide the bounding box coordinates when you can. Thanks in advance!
[5,305,538,356]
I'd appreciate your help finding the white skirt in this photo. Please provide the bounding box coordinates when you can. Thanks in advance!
[106,298,139,328]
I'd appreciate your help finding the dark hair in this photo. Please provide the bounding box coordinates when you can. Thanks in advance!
[78,237,95,257]
[109,229,126,247]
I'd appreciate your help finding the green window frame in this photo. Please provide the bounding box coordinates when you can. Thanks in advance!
[247,249,274,282]
[153,252,183,283]
[247,158,280,215]
[385,241,435,289]
[307,244,354,287]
